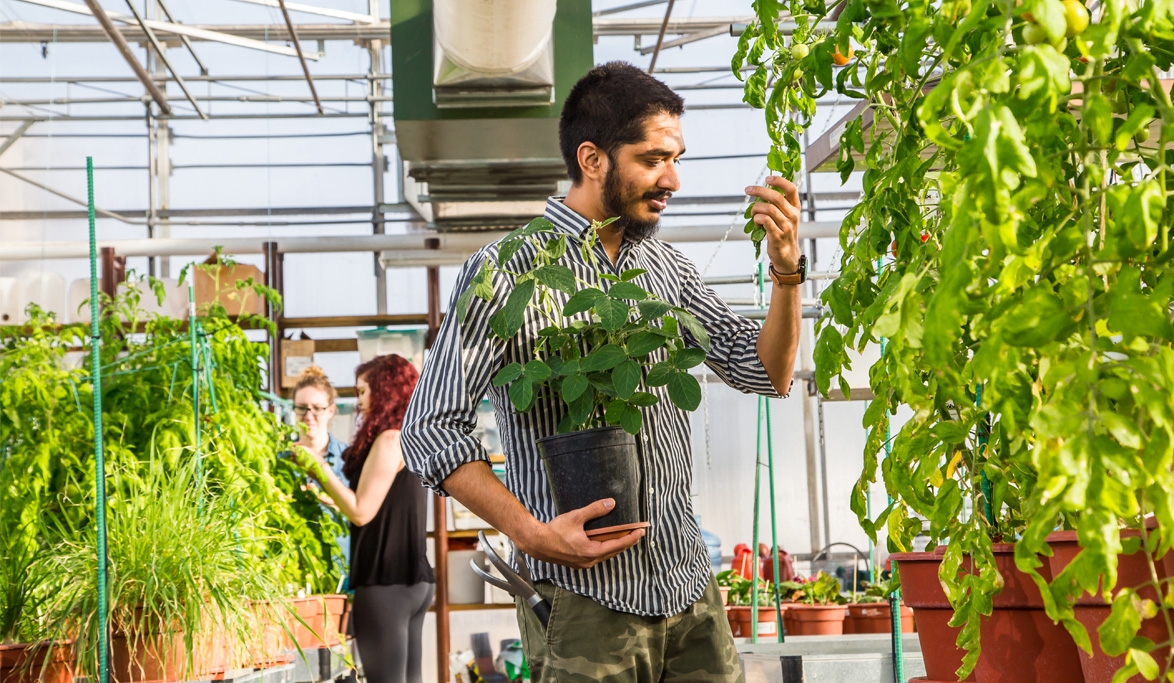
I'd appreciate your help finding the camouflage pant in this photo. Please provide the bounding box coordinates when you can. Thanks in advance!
[515,576,743,683]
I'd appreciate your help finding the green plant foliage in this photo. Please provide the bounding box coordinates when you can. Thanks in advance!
[44,454,285,680]
[725,573,802,607]
[462,217,711,435]
[0,262,343,646]
[791,572,849,606]
[739,0,1174,676]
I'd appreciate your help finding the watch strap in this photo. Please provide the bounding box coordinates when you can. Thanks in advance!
[769,255,807,286]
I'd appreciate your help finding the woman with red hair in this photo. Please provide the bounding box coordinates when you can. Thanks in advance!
[298,354,434,683]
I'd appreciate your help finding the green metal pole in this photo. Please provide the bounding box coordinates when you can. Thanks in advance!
[975,384,993,526]
[188,285,201,479]
[876,334,905,683]
[764,398,785,642]
[86,157,110,683]
[750,394,764,643]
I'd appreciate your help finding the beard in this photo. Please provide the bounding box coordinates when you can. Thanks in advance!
[601,161,669,243]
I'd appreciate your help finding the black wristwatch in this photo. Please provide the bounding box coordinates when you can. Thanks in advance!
[769,255,807,287]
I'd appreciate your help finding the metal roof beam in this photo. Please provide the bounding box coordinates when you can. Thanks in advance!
[226,0,377,24]
[0,166,141,224]
[275,0,324,115]
[120,0,207,119]
[12,0,321,59]
[0,120,36,159]
[78,0,172,116]
[155,0,208,75]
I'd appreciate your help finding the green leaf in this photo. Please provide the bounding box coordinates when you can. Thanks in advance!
[620,404,643,435]
[556,358,579,376]
[1024,0,1068,44]
[497,238,526,268]
[561,373,589,402]
[613,360,641,399]
[607,282,647,301]
[626,331,666,357]
[456,285,476,324]
[567,388,595,426]
[1001,285,1074,347]
[605,399,626,424]
[638,300,673,319]
[523,360,551,382]
[1100,590,1142,656]
[674,310,711,351]
[646,362,675,386]
[534,265,577,294]
[620,268,647,281]
[563,288,605,316]
[1129,648,1159,680]
[492,279,536,339]
[508,378,534,412]
[666,371,702,411]
[492,363,523,387]
[673,347,707,370]
[595,297,631,333]
[1115,105,1156,152]
[579,344,626,373]
[629,391,658,407]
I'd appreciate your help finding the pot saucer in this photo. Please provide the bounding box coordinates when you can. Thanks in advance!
[585,521,651,541]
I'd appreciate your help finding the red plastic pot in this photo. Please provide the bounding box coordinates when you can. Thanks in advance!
[845,602,914,634]
[782,604,848,636]
[0,642,73,683]
[725,605,781,639]
[891,549,976,682]
[1048,524,1174,683]
[973,543,1084,683]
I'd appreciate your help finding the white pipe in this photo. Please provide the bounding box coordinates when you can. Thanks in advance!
[0,222,843,262]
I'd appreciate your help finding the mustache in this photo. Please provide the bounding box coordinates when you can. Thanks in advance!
[643,190,672,201]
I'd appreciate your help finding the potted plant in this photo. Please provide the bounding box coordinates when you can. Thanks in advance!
[845,578,913,635]
[458,218,712,538]
[780,572,848,636]
[724,575,794,639]
[737,0,1174,677]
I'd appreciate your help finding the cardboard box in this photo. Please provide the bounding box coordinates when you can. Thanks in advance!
[281,339,316,389]
[193,261,266,317]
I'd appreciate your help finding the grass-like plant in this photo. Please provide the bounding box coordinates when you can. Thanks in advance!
[44,453,286,680]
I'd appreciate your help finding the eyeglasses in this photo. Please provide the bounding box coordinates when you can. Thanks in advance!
[293,404,331,417]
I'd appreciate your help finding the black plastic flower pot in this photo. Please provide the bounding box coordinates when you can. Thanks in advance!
[536,425,650,540]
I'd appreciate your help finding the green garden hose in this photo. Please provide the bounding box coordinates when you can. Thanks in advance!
[86,157,110,683]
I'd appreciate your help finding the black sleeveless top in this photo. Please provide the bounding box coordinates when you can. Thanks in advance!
[349,466,434,587]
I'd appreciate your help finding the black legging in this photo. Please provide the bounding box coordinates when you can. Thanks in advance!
[352,582,435,683]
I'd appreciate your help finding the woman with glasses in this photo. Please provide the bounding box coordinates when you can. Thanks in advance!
[291,365,351,565]
[296,354,434,683]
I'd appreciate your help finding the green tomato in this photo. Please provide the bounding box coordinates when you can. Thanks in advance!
[1063,0,1090,37]
[1022,22,1048,45]
[1134,127,1151,144]
[791,43,810,60]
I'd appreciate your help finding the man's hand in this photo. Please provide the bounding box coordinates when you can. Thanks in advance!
[745,176,802,273]
[515,498,645,570]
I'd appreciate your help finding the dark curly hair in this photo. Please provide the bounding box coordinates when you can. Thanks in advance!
[559,61,685,184]
[342,354,419,482]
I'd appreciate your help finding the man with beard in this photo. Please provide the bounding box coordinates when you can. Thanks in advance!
[402,61,802,682]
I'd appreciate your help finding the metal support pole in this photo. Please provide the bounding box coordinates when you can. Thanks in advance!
[369,40,388,315]
[275,0,324,114]
[85,156,111,683]
[646,0,676,74]
[146,107,157,277]
[264,241,282,394]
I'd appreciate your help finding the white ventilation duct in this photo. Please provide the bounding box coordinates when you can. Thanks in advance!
[434,0,558,76]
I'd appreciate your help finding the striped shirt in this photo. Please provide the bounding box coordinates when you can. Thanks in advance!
[401,197,780,616]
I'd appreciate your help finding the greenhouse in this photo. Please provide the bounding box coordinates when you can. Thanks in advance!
[1,0,1173,682]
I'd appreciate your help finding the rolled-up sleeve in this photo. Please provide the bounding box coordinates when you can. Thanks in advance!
[673,249,781,399]
[402,249,507,494]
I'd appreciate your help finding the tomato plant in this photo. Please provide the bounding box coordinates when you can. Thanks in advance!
[738,0,1174,677]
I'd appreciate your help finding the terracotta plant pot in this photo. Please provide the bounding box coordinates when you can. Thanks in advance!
[845,602,914,634]
[725,605,780,639]
[972,543,1084,683]
[891,549,976,683]
[289,594,348,650]
[782,604,848,636]
[1048,524,1174,683]
[0,642,73,683]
